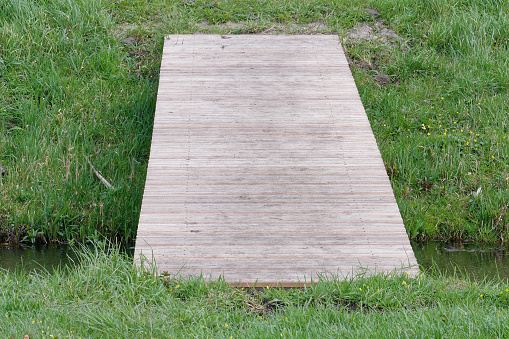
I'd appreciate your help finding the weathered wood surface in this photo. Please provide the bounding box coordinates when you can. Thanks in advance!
[134,35,418,287]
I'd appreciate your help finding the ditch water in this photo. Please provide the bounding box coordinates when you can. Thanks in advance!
[1,242,509,281]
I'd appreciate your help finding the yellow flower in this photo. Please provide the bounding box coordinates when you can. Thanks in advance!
[225,324,228,327]
[441,97,444,100]
[427,133,430,136]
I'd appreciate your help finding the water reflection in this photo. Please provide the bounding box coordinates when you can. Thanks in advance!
[2,242,509,281]
[0,245,80,273]
[412,241,509,281]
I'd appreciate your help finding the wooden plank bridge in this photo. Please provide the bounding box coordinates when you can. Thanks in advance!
[134,35,418,287]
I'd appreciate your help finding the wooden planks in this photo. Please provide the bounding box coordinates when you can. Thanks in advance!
[134,35,418,286]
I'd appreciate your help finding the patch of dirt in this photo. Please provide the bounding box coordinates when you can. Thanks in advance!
[346,22,399,42]
[121,36,136,44]
[343,8,403,86]
[194,21,333,35]
[347,23,376,40]
[365,8,381,18]
[374,74,391,85]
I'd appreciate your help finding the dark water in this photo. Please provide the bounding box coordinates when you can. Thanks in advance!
[411,241,509,281]
[2,242,509,281]
[0,245,81,273]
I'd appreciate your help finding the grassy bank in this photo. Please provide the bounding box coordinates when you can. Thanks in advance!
[1,246,509,338]
[1,0,508,244]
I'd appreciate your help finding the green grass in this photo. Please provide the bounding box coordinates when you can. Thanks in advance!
[1,245,509,338]
[1,0,509,244]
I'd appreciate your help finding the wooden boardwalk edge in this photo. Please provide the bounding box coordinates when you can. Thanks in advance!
[134,35,419,286]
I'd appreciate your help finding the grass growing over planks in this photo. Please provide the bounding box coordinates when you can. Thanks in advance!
[1,245,509,338]
[1,0,509,244]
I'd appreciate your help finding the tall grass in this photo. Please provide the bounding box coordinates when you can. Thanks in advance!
[0,0,156,245]
[2,245,509,337]
[360,0,509,241]
[1,0,509,244]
